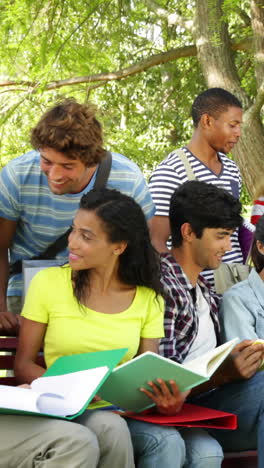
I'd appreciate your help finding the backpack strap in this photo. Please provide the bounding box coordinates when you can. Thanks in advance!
[174,148,196,181]
[93,151,112,189]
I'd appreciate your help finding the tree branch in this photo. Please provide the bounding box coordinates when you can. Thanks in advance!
[0,37,253,92]
[0,80,36,88]
[0,45,196,90]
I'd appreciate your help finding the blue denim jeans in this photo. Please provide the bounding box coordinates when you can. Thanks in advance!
[190,371,264,468]
[127,419,223,468]
[127,371,264,467]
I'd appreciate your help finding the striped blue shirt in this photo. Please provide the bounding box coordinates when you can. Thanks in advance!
[0,150,155,296]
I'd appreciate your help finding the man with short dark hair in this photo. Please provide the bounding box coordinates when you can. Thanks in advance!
[0,98,155,333]
[160,180,264,466]
[149,88,245,285]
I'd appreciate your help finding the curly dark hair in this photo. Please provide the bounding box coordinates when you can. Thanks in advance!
[72,188,162,303]
[170,181,243,247]
[31,98,106,166]
[191,88,242,127]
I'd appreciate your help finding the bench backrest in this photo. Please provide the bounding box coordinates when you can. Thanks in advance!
[0,337,45,386]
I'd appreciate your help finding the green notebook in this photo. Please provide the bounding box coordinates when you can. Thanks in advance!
[0,348,127,419]
[99,338,238,412]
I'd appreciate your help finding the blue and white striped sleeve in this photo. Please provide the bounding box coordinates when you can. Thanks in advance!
[0,163,21,220]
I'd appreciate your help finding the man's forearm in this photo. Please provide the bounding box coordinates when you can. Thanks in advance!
[0,248,9,313]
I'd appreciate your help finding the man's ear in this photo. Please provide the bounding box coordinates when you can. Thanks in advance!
[181,222,195,243]
[200,113,213,130]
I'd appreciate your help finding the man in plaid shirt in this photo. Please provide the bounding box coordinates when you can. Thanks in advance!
[158,180,264,467]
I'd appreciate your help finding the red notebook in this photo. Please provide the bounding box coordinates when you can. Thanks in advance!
[122,403,237,430]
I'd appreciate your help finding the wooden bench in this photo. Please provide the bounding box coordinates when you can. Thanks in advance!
[0,337,258,466]
[0,336,45,385]
[222,450,258,467]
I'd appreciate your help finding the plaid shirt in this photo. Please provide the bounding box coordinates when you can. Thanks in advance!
[159,253,221,363]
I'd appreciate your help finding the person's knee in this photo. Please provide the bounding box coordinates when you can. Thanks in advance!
[182,428,223,467]
[85,410,132,445]
[0,418,100,468]
[128,419,186,462]
[104,411,131,442]
[62,421,99,450]
[45,420,100,460]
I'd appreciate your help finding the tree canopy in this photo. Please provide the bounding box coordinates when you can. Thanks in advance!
[0,0,263,201]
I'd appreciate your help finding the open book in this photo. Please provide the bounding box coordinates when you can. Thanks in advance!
[0,348,127,419]
[99,338,238,412]
[0,339,238,417]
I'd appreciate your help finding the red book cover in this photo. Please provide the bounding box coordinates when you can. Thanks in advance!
[123,403,237,430]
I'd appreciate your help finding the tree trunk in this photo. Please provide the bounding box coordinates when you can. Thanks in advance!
[251,0,264,88]
[233,111,264,195]
[194,0,264,197]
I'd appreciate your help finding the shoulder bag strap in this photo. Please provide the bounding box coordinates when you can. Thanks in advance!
[93,151,112,189]
[175,148,196,181]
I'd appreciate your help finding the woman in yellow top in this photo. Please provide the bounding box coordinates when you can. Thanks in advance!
[15,188,187,468]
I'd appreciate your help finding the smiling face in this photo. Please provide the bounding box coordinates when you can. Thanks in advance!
[68,209,126,272]
[40,147,95,195]
[191,227,234,270]
[205,106,242,154]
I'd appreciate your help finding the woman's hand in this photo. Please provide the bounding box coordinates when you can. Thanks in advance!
[91,394,102,403]
[140,378,190,416]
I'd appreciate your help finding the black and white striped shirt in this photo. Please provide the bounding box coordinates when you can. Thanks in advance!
[149,147,243,286]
